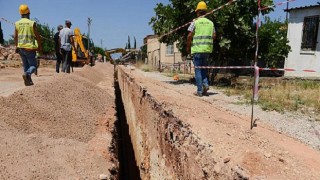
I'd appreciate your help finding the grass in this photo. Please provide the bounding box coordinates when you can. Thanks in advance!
[218,79,320,114]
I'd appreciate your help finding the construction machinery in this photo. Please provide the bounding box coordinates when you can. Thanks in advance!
[105,48,137,65]
[72,27,92,66]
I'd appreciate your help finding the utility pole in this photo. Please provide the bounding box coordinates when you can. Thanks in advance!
[286,1,289,22]
[100,39,103,48]
[87,17,92,50]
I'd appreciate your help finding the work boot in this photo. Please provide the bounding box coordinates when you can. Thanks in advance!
[22,73,31,86]
[193,91,203,97]
[27,74,34,85]
[203,86,209,96]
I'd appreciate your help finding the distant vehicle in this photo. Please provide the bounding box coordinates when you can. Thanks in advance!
[72,28,93,66]
[105,48,137,65]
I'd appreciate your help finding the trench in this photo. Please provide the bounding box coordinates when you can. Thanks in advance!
[114,79,141,180]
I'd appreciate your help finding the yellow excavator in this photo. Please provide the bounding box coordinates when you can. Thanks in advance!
[105,48,137,65]
[105,48,127,64]
[72,28,91,66]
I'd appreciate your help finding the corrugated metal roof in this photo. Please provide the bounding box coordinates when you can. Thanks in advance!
[285,4,320,12]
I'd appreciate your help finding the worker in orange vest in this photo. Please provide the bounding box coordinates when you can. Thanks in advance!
[14,4,42,86]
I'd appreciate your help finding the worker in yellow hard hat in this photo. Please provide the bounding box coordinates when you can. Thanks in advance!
[14,4,42,86]
[187,1,216,97]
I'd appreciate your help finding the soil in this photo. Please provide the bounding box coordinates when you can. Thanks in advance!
[0,62,117,179]
[1,61,320,179]
[129,67,320,179]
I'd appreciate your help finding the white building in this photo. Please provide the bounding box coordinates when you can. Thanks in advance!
[143,35,183,67]
[284,4,320,78]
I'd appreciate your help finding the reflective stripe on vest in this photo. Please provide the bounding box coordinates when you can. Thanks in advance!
[15,18,38,49]
[191,18,214,54]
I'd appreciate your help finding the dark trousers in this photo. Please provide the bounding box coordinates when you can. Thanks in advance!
[55,51,63,73]
[61,49,72,73]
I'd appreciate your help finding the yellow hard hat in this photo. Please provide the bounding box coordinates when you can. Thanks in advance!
[19,4,30,15]
[195,1,207,12]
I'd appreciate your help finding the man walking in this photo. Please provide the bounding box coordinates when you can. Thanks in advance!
[187,1,216,97]
[14,4,42,86]
[54,25,63,73]
[59,20,75,73]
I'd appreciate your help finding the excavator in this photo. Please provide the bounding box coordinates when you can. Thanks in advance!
[72,28,92,66]
[105,48,137,65]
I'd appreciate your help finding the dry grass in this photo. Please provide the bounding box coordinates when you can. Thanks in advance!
[221,79,320,114]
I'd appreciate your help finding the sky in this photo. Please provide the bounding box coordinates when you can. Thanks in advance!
[0,0,319,49]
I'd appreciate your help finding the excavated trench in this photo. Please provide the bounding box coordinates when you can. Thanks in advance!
[114,79,141,180]
[113,66,224,179]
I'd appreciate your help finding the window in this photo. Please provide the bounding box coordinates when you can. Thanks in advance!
[301,16,319,51]
[166,44,174,55]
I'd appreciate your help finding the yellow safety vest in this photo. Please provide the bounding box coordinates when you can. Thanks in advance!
[191,17,214,54]
[15,18,38,49]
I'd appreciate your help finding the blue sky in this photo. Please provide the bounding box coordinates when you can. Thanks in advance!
[0,0,319,49]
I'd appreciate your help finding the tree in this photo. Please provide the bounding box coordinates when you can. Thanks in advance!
[258,17,291,68]
[0,21,4,45]
[134,36,137,49]
[34,18,55,54]
[149,0,275,67]
[127,36,131,49]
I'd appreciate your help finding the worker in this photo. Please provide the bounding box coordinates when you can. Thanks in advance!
[59,20,75,73]
[54,25,63,73]
[186,1,216,97]
[14,4,42,86]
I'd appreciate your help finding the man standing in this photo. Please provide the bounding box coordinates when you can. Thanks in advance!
[14,4,42,86]
[54,25,63,73]
[59,20,75,73]
[187,1,216,97]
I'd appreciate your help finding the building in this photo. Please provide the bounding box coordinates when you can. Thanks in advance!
[144,35,183,68]
[284,4,320,78]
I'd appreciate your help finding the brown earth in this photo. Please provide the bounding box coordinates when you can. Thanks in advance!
[118,66,320,179]
[0,63,118,179]
[1,62,320,179]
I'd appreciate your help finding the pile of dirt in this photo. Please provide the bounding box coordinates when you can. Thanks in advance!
[0,45,21,68]
[0,64,117,179]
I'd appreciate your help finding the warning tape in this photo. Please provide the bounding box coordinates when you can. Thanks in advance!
[260,0,295,11]
[193,66,320,73]
[158,0,238,41]
[1,17,55,42]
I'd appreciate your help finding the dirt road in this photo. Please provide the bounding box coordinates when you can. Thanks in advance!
[0,63,117,179]
[1,62,320,179]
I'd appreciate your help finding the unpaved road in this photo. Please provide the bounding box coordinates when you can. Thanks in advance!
[0,63,117,179]
[1,62,320,179]
[123,66,320,179]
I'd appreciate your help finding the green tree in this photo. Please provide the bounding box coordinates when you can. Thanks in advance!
[258,17,291,68]
[127,36,131,49]
[0,21,4,44]
[134,36,137,49]
[149,0,274,66]
[93,46,105,57]
[34,18,54,55]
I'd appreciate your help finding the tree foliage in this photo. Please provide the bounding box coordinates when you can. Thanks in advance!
[127,36,131,49]
[149,0,288,67]
[93,46,105,57]
[0,21,4,44]
[258,17,291,68]
[34,18,54,55]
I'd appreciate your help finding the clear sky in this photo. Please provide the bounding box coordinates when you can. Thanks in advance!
[0,0,319,49]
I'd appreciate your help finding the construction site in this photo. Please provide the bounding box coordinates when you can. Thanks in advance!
[1,0,320,179]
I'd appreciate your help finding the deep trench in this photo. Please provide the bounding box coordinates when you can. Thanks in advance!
[114,79,141,180]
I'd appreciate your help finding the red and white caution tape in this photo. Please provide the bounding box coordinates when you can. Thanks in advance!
[193,65,320,73]
[260,0,295,11]
[1,17,55,42]
[158,0,239,41]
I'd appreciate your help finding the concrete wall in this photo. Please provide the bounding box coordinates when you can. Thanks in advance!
[117,66,218,179]
[146,37,183,67]
[285,7,320,78]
